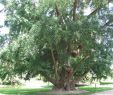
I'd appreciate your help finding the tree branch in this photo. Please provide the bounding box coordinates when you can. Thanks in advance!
[55,3,65,25]
[50,48,56,65]
[88,0,112,17]
[102,21,113,27]
[50,48,59,81]
[88,7,101,17]
[73,70,89,84]
[42,73,57,85]
[108,0,112,3]
[55,4,60,17]
[0,8,6,13]
[73,0,78,21]
[74,55,90,74]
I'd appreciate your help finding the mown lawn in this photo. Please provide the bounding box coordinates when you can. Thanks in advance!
[0,87,50,95]
[0,86,112,95]
[78,86,113,95]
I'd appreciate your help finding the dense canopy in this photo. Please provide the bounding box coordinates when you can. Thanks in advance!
[0,0,113,90]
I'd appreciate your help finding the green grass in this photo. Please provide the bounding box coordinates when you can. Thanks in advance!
[0,86,112,95]
[80,86,113,93]
[0,87,51,95]
[77,86,113,95]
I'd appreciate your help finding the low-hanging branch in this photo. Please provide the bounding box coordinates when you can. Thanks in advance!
[42,73,57,86]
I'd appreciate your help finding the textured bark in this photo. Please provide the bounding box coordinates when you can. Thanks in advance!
[52,66,76,91]
[52,81,76,91]
[43,65,87,91]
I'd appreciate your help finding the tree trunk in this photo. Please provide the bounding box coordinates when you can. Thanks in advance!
[44,65,85,91]
[52,80,77,91]
[52,65,77,91]
[44,65,88,91]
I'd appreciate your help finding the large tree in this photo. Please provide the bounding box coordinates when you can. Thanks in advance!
[0,0,113,90]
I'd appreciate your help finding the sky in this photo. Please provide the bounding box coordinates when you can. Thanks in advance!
[0,3,9,35]
[0,2,113,35]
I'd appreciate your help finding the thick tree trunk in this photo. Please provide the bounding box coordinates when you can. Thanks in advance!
[44,66,88,91]
[44,52,84,91]
[51,65,77,91]
[52,80,77,91]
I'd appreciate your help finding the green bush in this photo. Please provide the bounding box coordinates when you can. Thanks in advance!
[100,82,113,85]
[2,80,22,86]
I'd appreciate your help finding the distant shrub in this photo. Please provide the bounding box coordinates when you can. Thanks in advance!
[2,80,22,86]
[100,82,113,85]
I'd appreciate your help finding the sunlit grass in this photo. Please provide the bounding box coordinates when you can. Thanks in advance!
[0,87,51,95]
[78,86,113,95]
[0,85,112,95]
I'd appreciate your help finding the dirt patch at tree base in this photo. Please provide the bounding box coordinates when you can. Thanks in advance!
[38,89,88,95]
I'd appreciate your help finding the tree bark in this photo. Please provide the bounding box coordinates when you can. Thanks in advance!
[73,0,78,21]
[51,65,77,91]
[52,79,80,91]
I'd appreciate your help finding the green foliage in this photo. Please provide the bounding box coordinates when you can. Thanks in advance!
[0,0,113,83]
[100,81,113,85]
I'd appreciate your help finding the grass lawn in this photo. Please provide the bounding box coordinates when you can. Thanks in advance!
[0,86,112,95]
[0,87,51,95]
[77,86,113,95]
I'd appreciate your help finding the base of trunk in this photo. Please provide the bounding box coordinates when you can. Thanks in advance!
[52,83,77,91]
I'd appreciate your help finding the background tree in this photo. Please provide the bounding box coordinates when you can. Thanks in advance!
[0,0,113,91]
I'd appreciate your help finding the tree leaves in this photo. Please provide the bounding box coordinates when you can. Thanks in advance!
[0,0,113,82]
